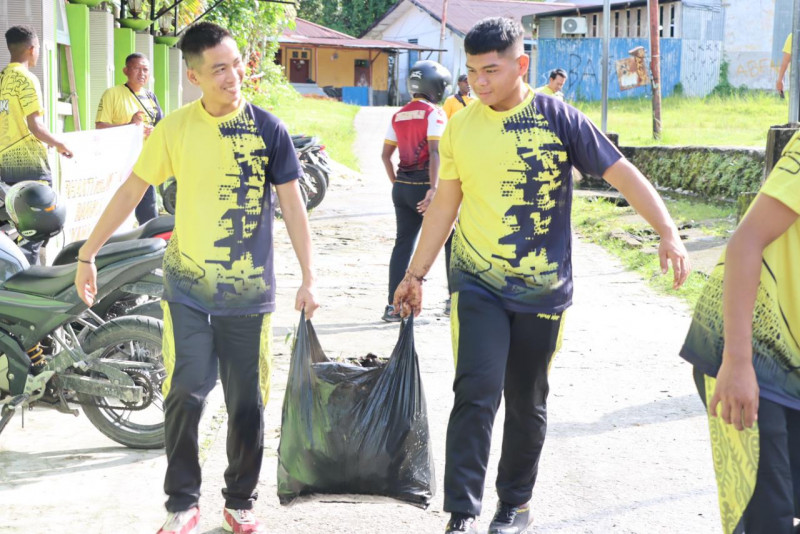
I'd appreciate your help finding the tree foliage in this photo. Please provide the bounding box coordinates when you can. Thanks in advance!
[297,0,397,37]
[203,0,296,102]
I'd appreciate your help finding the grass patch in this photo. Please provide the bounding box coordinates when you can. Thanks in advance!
[572,194,735,307]
[251,91,360,172]
[574,93,787,147]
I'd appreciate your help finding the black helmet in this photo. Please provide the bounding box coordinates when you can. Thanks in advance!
[407,60,452,103]
[6,181,66,242]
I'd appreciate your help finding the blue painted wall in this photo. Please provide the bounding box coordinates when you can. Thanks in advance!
[537,38,682,102]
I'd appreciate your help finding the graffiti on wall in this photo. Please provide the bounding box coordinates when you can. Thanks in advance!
[537,38,683,101]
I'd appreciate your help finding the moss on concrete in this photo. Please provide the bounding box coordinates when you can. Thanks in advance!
[619,146,765,200]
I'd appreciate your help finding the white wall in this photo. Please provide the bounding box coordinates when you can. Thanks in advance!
[723,0,782,90]
[368,3,466,102]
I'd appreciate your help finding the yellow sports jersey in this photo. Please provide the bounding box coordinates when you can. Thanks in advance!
[0,63,50,183]
[442,93,473,119]
[681,131,800,409]
[440,86,621,312]
[134,98,302,315]
[96,84,162,128]
[784,33,793,54]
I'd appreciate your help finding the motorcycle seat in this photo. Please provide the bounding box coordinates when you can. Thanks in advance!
[52,215,174,266]
[2,239,165,298]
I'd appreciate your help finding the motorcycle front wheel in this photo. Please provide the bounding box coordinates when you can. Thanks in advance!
[77,316,166,449]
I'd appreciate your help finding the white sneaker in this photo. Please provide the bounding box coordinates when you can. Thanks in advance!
[222,507,265,534]
[157,507,199,534]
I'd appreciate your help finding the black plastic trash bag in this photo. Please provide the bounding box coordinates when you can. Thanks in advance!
[277,312,434,508]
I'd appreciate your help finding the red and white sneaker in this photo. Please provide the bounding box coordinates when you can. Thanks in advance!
[157,507,199,534]
[222,508,265,534]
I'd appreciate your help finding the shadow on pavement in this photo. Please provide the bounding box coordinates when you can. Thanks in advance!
[0,445,161,487]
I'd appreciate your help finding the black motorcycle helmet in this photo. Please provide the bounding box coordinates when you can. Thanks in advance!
[5,181,66,242]
[407,60,452,104]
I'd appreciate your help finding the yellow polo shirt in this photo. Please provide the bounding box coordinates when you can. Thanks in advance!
[442,93,473,119]
[96,84,161,128]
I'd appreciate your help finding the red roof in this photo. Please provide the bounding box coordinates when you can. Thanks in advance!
[280,17,440,50]
[287,18,355,40]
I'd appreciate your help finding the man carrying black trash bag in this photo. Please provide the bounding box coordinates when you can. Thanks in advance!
[393,17,690,534]
[276,313,434,508]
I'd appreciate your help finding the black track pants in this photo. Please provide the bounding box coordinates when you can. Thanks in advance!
[444,290,565,516]
[388,180,453,304]
[161,302,272,512]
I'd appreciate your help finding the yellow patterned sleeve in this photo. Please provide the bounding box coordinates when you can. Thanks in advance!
[19,72,43,118]
[761,131,800,215]
[132,121,173,186]
[784,34,792,55]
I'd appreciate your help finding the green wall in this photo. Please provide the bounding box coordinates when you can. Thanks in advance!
[65,4,90,131]
[114,28,136,86]
[153,43,169,115]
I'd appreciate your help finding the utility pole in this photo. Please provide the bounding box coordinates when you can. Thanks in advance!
[601,0,610,132]
[790,0,800,123]
[438,0,450,64]
[649,0,662,139]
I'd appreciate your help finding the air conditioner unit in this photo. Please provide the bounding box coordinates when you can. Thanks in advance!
[561,16,588,35]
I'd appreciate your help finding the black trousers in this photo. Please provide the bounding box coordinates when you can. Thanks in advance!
[135,185,158,225]
[693,368,800,534]
[445,290,564,516]
[162,302,272,512]
[388,180,453,304]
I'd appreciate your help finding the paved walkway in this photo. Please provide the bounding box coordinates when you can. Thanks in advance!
[0,107,719,534]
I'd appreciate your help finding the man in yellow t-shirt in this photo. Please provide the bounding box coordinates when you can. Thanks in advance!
[393,18,689,534]
[75,22,318,534]
[681,131,800,533]
[0,25,72,264]
[442,74,473,119]
[535,68,567,101]
[96,52,163,224]
[776,33,793,97]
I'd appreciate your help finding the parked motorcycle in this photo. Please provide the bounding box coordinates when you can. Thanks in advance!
[53,215,174,321]
[292,134,332,186]
[0,234,167,449]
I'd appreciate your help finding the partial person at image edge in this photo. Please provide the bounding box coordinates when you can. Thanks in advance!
[0,25,72,265]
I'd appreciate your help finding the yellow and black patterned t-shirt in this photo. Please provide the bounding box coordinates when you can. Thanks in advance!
[134,99,302,315]
[681,131,800,410]
[0,63,51,183]
[439,87,622,312]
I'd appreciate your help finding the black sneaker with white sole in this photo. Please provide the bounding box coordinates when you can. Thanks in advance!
[488,501,532,534]
[382,304,402,322]
[445,513,477,533]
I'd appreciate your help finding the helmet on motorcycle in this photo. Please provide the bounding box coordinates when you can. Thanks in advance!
[407,60,452,104]
[5,181,66,242]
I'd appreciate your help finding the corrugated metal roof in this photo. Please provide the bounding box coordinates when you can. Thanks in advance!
[363,0,578,38]
[280,18,441,50]
[283,18,356,40]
